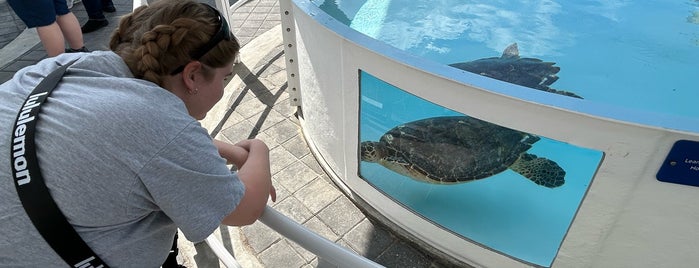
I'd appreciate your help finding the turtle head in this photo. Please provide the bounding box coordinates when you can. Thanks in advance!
[360,141,383,163]
[511,153,565,188]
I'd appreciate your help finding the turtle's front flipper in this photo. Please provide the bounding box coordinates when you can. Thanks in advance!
[510,153,565,188]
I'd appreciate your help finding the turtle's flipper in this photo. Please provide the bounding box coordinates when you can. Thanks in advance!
[510,153,565,188]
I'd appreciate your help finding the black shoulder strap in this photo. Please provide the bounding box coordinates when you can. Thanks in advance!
[9,59,109,268]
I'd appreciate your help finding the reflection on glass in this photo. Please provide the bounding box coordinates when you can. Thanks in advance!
[315,0,699,118]
[448,43,582,99]
[690,1,699,24]
[358,70,603,267]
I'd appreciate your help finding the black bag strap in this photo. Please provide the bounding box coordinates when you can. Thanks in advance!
[9,59,109,268]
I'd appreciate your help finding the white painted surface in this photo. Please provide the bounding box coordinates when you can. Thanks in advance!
[288,0,699,267]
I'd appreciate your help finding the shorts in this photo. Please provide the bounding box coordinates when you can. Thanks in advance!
[7,0,70,28]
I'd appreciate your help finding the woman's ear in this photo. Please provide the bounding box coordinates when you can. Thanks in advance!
[182,61,203,90]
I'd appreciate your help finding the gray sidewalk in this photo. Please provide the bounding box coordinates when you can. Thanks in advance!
[0,1,447,267]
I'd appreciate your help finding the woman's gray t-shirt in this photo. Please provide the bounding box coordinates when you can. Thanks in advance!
[0,51,245,267]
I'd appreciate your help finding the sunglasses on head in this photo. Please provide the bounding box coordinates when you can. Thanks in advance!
[170,4,233,75]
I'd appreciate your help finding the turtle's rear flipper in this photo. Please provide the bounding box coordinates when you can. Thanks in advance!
[511,153,565,188]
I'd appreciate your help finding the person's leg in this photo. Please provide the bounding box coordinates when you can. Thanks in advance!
[56,12,85,50]
[54,0,86,51]
[82,0,105,19]
[81,0,109,33]
[8,0,67,56]
[36,23,66,57]
[102,0,115,13]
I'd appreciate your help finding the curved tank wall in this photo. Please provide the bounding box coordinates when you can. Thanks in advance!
[281,0,699,267]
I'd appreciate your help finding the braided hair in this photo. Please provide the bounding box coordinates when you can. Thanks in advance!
[109,0,240,86]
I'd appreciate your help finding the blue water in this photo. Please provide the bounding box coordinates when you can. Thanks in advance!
[359,71,603,266]
[315,0,699,118]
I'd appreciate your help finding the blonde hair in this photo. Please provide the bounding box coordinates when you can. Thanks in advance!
[109,0,240,85]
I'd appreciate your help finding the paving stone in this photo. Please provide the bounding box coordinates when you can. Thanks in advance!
[265,118,300,144]
[295,177,342,213]
[237,36,253,46]
[304,215,340,242]
[234,5,255,14]
[0,71,14,84]
[4,60,34,72]
[282,134,311,159]
[286,216,338,262]
[301,154,324,175]
[271,195,314,224]
[258,240,306,268]
[375,240,432,268]
[267,62,287,86]
[318,196,365,236]
[274,160,317,193]
[342,218,396,260]
[269,145,296,175]
[250,5,274,14]
[220,118,257,141]
[235,26,260,39]
[247,12,269,21]
[269,176,291,205]
[242,222,281,254]
[236,97,269,119]
[249,106,287,132]
[257,0,278,7]
[251,130,281,149]
[22,50,48,61]
[216,110,246,133]
[230,18,245,29]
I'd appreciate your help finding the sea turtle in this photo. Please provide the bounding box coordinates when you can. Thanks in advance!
[449,43,583,99]
[360,116,565,188]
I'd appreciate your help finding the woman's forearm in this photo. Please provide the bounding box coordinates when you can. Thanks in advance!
[213,139,248,167]
[219,139,275,226]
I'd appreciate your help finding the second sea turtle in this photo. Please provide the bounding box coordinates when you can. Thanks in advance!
[449,43,583,99]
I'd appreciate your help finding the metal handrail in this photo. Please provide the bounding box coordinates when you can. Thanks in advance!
[205,234,243,268]
[205,205,383,268]
[259,206,383,268]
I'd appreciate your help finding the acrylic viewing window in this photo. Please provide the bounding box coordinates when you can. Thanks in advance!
[357,70,603,267]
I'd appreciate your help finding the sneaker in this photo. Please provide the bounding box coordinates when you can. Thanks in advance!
[81,19,109,33]
[65,46,90,53]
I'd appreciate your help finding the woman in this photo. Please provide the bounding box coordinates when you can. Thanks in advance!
[0,0,275,267]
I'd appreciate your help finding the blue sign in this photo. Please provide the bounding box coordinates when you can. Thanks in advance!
[657,140,699,187]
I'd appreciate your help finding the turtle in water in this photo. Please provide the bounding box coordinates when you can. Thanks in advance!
[449,43,583,99]
[360,116,565,188]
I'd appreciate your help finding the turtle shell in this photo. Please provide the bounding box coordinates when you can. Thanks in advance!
[448,43,583,99]
[378,116,539,183]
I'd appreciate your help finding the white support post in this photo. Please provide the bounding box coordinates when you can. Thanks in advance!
[279,0,302,106]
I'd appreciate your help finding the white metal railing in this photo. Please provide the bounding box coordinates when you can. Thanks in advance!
[204,205,384,268]
[258,206,383,268]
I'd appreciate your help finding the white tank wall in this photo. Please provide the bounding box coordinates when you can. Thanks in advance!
[287,1,699,267]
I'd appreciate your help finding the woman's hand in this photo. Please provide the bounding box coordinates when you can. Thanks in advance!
[216,139,277,226]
